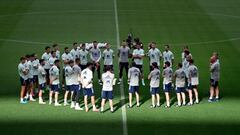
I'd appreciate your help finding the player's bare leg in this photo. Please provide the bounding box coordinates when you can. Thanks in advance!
[91,96,99,112]
[135,92,140,107]
[181,92,186,105]
[151,95,155,108]
[156,94,160,107]
[188,90,193,105]
[64,91,69,106]
[193,88,199,104]
[176,93,181,107]
[128,93,132,108]
[54,92,61,106]
[49,91,53,105]
[84,96,88,112]
[20,86,27,103]
[38,90,45,104]
[215,86,219,101]
[101,99,106,112]
[165,92,170,107]
[109,100,114,112]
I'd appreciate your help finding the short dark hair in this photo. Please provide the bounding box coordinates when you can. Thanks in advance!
[54,59,60,64]
[87,62,93,67]
[25,54,30,58]
[73,42,78,46]
[188,59,194,64]
[69,60,74,64]
[152,62,158,68]
[45,46,50,50]
[131,62,136,67]
[105,65,111,71]
[20,57,25,61]
[75,58,80,63]
[81,43,85,47]
[39,59,44,63]
[165,44,169,48]
[64,47,69,50]
[52,44,58,48]
[51,51,56,55]
[165,61,170,67]
[93,41,97,44]
[178,63,183,68]
[30,53,35,57]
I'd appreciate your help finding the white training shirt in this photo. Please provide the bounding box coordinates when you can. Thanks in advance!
[70,48,80,60]
[49,65,60,85]
[38,65,46,85]
[18,62,28,80]
[175,68,186,88]
[71,64,81,85]
[56,50,61,60]
[32,59,39,76]
[163,67,173,84]
[163,50,174,66]
[103,49,114,65]
[65,65,73,86]
[149,68,161,88]
[148,48,162,66]
[41,52,51,69]
[102,71,115,91]
[49,56,57,66]
[188,64,199,85]
[85,43,107,50]
[132,48,144,65]
[79,49,88,65]
[26,60,33,79]
[128,67,141,86]
[81,68,93,88]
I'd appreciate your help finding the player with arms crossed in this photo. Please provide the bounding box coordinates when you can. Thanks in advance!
[70,58,83,110]
[128,62,141,108]
[64,60,74,106]
[147,42,162,71]
[89,41,102,85]
[38,59,47,104]
[18,57,29,104]
[100,66,116,113]
[49,60,61,106]
[117,41,130,84]
[148,62,161,108]
[173,63,187,107]
[187,59,199,105]
[132,43,145,86]
[163,45,174,67]
[102,43,114,71]
[162,61,173,108]
[208,54,220,102]
[41,46,51,89]
[79,43,88,70]
[80,62,99,112]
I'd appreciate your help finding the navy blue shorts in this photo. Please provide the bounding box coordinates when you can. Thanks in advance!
[129,86,139,93]
[176,87,186,93]
[83,88,94,97]
[188,84,197,90]
[26,78,33,85]
[51,84,60,92]
[210,79,219,88]
[150,87,160,95]
[71,85,81,93]
[163,83,172,92]
[20,77,27,86]
[33,75,38,83]
[39,83,46,90]
[102,91,113,100]
[65,85,72,91]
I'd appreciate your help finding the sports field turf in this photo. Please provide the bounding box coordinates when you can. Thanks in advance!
[0,0,240,135]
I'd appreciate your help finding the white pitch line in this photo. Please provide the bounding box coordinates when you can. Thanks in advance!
[113,0,128,135]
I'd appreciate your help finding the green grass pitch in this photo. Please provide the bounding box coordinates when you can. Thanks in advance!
[0,0,240,135]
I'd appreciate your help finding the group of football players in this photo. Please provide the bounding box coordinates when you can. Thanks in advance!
[17,38,220,112]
